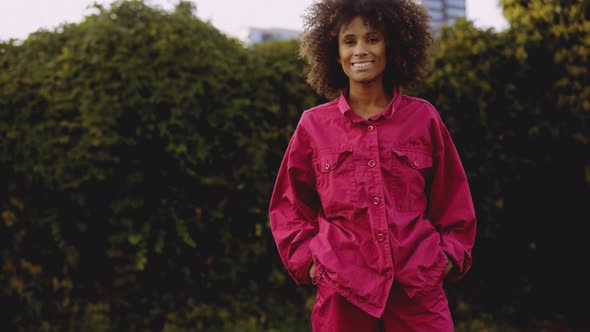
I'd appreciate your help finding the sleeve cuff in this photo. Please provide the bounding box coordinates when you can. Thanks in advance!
[441,237,472,281]
[287,252,313,286]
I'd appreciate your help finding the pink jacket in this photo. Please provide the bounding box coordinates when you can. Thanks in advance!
[269,88,476,318]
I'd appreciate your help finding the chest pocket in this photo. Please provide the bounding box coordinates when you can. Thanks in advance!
[390,146,433,212]
[313,147,357,219]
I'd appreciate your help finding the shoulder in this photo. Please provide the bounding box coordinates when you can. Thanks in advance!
[400,95,438,115]
[299,99,340,124]
[290,99,339,142]
[399,94,445,124]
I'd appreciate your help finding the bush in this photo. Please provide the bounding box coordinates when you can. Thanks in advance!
[1,0,588,330]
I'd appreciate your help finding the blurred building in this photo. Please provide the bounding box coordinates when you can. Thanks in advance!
[414,0,466,32]
[237,27,301,46]
[236,1,466,44]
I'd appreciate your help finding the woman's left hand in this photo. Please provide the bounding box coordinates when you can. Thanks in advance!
[443,256,454,277]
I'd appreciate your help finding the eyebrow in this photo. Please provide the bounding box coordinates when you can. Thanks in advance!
[340,31,381,39]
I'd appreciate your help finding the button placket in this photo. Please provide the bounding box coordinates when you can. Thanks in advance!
[372,196,380,205]
[363,122,394,283]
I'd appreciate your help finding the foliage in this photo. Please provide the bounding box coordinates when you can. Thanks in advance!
[0,0,588,331]
[2,0,253,330]
[413,1,589,328]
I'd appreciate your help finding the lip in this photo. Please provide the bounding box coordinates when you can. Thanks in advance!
[351,60,375,70]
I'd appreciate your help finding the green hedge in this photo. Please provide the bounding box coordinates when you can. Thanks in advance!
[0,0,588,331]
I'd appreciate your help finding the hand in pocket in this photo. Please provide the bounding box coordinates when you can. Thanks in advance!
[443,255,454,278]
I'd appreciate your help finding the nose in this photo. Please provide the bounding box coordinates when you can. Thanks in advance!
[353,42,368,56]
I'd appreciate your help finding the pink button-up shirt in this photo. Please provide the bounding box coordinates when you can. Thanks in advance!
[269,88,476,318]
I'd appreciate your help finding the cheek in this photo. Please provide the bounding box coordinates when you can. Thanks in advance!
[376,45,387,57]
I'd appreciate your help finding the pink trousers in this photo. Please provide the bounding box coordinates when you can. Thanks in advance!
[311,280,454,332]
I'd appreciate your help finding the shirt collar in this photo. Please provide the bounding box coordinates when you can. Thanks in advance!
[337,86,401,123]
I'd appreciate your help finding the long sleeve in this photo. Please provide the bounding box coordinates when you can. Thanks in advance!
[269,117,320,285]
[427,112,477,281]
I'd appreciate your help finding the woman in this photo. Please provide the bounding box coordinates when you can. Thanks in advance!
[269,0,476,330]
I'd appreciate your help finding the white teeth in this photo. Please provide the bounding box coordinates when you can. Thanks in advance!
[352,61,373,68]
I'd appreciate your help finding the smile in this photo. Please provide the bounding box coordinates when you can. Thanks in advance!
[352,61,374,68]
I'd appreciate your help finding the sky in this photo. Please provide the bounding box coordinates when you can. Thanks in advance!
[0,0,509,41]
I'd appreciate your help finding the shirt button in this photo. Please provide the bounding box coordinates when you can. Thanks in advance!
[386,272,393,280]
[413,160,419,167]
[367,124,375,132]
[372,196,380,205]
[377,232,386,242]
[368,160,376,168]
[325,163,330,170]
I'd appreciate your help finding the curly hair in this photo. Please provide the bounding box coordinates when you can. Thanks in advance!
[299,0,433,99]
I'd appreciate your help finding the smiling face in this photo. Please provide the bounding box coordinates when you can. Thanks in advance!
[337,16,387,89]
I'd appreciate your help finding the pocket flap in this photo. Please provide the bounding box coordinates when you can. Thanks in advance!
[392,148,433,169]
[316,147,353,173]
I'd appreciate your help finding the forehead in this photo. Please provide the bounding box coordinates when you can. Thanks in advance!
[338,16,382,36]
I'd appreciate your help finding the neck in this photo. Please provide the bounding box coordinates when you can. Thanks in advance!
[348,82,391,119]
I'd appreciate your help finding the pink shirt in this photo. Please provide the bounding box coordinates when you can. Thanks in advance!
[269,88,476,318]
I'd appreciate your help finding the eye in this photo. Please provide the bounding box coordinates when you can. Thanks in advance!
[343,39,355,45]
[368,37,380,43]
